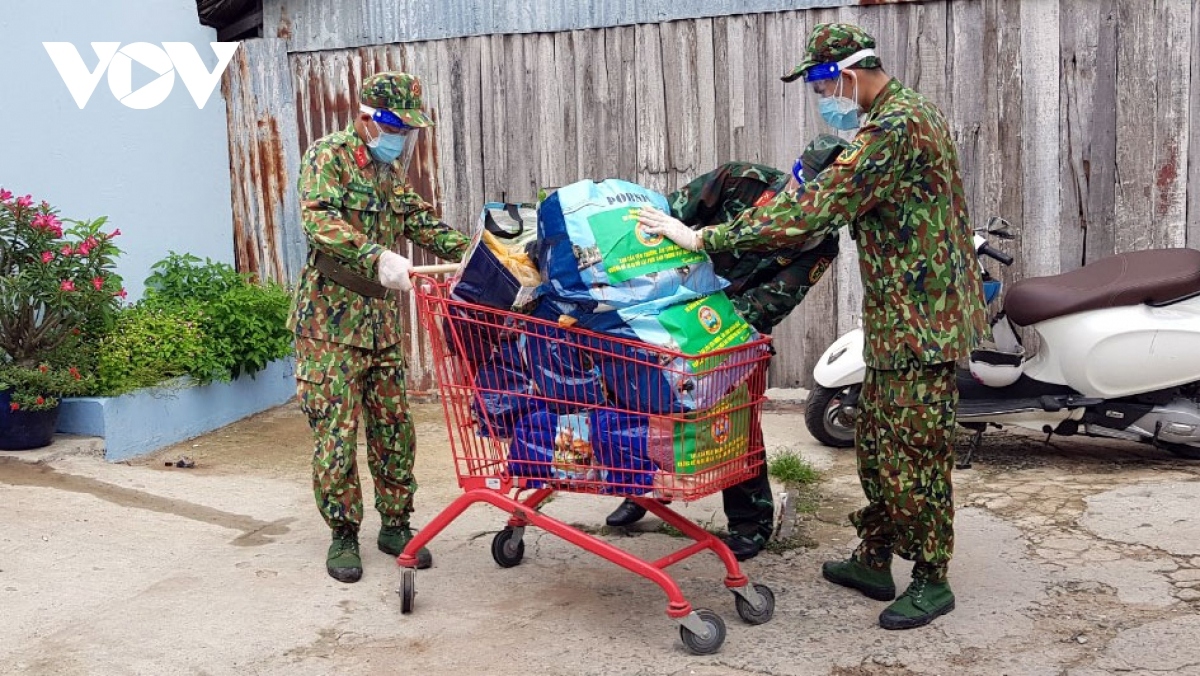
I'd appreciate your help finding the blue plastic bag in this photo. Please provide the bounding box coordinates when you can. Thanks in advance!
[471,341,543,438]
[508,410,602,483]
[591,410,657,495]
[521,301,607,412]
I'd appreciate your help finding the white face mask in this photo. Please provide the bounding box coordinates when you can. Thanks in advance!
[818,73,861,132]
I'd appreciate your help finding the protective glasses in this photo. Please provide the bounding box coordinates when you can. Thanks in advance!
[361,104,412,133]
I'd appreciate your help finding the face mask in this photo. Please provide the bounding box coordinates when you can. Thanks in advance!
[819,74,861,131]
[367,125,407,164]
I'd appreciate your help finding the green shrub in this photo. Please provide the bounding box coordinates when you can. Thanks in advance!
[94,305,209,394]
[768,449,820,486]
[90,252,294,394]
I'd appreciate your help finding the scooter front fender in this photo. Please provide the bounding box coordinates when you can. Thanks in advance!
[813,329,866,389]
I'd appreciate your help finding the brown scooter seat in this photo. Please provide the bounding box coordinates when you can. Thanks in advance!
[1005,248,1200,326]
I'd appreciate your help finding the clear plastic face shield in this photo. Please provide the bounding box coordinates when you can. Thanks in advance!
[360,104,420,172]
[804,49,876,136]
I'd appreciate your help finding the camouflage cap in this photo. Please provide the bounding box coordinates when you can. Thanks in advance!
[800,133,851,181]
[781,23,881,83]
[360,72,434,128]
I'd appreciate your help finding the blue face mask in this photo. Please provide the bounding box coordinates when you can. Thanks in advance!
[819,96,861,131]
[367,130,407,164]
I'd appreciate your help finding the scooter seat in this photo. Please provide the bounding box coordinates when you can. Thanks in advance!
[1005,248,1200,326]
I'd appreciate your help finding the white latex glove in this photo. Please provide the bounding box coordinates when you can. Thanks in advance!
[377,250,413,292]
[636,206,702,252]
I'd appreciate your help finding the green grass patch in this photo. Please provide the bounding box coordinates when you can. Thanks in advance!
[768,448,820,487]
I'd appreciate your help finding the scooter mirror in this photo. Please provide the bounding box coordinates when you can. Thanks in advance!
[984,216,1016,240]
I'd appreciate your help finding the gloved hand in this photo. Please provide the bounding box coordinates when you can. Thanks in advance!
[377,250,413,292]
[636,206,702,252]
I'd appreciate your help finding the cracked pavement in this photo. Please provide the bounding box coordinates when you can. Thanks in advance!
[3,402,1200,675]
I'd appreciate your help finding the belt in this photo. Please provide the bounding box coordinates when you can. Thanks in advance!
[312,252,389,299]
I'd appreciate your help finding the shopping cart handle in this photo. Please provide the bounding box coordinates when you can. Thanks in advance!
[410,264,460,275]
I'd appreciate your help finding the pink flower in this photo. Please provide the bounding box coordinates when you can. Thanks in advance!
[0,189,10,202]
[61,244,73,256]
[78,243,92,256]
[115,288,128,299]
[40,201,49,209]
[109,228,122,237]
[92,276,105,290]
[31,213,62,232]
[60,280,75,292]
[15,195,32,209]
[41,251,53,264]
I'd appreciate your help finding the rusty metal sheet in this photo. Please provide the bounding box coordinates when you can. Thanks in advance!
[221,38,306,285]
[264,0,930,52]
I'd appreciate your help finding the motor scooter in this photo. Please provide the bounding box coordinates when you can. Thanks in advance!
[805,217,1200,467]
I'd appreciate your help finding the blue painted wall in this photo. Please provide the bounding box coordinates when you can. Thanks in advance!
[0,0,235,301]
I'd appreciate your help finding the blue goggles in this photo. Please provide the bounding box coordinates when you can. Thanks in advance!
[802,49,878,86]
[362,105,412,131]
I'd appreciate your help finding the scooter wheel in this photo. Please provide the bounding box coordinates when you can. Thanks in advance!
[805,385,858,448]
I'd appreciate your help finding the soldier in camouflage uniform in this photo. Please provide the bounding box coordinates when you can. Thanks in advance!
[606,137,849,562]
[639,23,986,629]
[290,72,469,583]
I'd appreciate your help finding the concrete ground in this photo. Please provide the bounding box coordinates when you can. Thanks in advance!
[4,400,1200,675]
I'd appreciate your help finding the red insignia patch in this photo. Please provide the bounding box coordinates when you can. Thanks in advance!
[354,145,369,168]
[752,190,777,208]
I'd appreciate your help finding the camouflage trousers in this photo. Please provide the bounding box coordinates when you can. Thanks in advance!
[294,336,418,532]
[722,419,773,542]
[850,361,957,582]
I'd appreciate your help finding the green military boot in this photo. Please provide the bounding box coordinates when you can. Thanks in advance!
[378,525,433,569]
[879,577,955,630]
[821,558,896,601]
[326,527,363,583]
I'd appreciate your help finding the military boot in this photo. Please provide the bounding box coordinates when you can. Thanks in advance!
[378,525,433,569]
[821,557,896,601]
[879,576,955,630]
[326,527,363,583]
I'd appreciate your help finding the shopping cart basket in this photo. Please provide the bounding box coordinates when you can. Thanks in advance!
[397,268,776,654]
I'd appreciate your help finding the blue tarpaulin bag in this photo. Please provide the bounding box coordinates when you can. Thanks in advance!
[521,301,607,412]
[471,340,543,439]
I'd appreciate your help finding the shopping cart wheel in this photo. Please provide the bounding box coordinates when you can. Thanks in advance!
[733,583,775,625]
[400,569,416,614]
[490,527,525,568]
[679,609,726,655]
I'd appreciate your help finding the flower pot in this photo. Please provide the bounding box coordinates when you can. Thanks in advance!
[0,389,61,450]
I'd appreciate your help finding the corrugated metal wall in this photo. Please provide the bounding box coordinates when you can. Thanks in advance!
[224,0,1200,391]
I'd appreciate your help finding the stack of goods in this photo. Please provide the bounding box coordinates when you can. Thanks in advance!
[454,179,766,495]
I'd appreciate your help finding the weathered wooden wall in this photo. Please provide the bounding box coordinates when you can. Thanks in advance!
[225,0,1198,391]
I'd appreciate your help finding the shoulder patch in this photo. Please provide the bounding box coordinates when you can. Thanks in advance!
[354,145,370,169]
[835,140,866,167]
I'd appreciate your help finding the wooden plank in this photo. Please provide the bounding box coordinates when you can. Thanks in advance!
[1021,0,1060,279]
[554,30,580,189]
[660,20,701,188]
[711,17,732,162]
[535,32,566,195]
[1059,0,1118,268]
[572,29,605,181]
[607,25,639,182]
[1152,0,1191,249]
[947,0,985,233]
[479,35,502,200]
[694,18,718,173]
[1114,0,1157,254]
[634,22,669,192]
[1191,0,1200,250]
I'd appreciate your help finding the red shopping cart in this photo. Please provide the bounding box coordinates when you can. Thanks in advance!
[397,269,776,654]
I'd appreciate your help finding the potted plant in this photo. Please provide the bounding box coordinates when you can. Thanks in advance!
[0,188,124,450]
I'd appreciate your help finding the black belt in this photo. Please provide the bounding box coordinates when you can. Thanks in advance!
[312,252,390,299]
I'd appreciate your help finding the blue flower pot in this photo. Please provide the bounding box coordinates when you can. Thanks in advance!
[0,389,60,451]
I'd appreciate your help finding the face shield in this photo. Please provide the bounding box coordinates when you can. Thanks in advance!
[804,49,876,134]
[361,104,421,172]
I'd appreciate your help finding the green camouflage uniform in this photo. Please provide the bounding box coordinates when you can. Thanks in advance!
[290,72,469,533]
[668,158,842,543]
[705,25,987,581]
